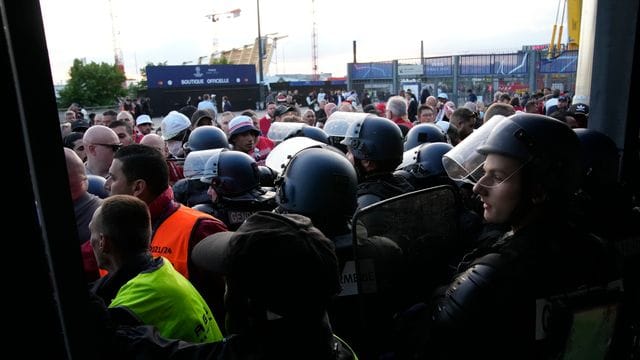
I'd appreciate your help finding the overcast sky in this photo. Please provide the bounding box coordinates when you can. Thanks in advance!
[40,0,565,84]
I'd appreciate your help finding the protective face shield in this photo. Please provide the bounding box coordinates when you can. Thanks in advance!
[442,115,507,185]
[266,122,306,145]
[202,150,260,197]
[323,111,364,151]
[265,136,325,175]
[183,149,223,180]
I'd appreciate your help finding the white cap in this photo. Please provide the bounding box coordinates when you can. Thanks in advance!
[136,114,153,126]
[437,92,448,100]
[160,111,191,140]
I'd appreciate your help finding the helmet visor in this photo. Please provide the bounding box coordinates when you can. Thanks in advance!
[442,115,506,183]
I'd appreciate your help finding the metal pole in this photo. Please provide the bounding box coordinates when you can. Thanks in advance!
[257,0,264,84]
[256,0,265,108]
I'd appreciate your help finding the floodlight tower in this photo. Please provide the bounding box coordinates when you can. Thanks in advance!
[311,0,319,80]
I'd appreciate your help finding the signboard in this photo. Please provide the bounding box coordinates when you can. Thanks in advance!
[398,64,423,77]
[424,57,453,76]
[349,62,394,80]
[539,51,578,73]
[146,64,257,89]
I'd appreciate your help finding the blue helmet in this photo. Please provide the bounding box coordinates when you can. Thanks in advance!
[201,150,260,197]
[183,125,228,152]
[403,123,446,150]
[87,175,109,199]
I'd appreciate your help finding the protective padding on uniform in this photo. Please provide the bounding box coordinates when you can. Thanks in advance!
[433,253,505,328]
[183,126,228,152]
[277,147,357,218]
[340,115,404,163]
[192,211,340,316]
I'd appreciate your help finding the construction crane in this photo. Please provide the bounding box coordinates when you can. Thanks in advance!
[548,0,581,58]
[108,0,125,81]
[311,0,319,80]
[269,34,288,74]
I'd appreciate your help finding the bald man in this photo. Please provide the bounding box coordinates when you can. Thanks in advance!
[140,133,184,186]
[83,125,121,177]
[64,148,102,282]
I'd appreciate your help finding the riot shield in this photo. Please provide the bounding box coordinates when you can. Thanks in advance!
[349,185,462,358]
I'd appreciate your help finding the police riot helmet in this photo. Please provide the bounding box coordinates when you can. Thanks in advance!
[183,125,229,152]
[573,128,620,187]
[477,113,582,197]
[398,142,453,179]
[288,125,330,144]
[87,175,109,199]
[277,146,358,219]
[403,123,446,151]
[201,150,260,197]
[340,115,404,166]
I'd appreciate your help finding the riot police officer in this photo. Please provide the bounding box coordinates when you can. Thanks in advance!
[273,143,406,359]
[420,114,618,358]
[198,149,276,230]
[340,114,415,210]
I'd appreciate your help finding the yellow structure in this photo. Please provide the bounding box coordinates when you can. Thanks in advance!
[549,0,582,58]
[211,38,274,74]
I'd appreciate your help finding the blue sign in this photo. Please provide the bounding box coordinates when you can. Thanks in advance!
[424,57,453,76]
[493,53,528,75]
[146,64,257,89]
[289,81,326,86]
[459,55,492,75]
[539,51,578,73]
[349,62,393,79]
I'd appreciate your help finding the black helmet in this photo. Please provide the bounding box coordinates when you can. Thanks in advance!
[277,146,358,218]
[403,123,446,150]
[200,150,260,197]
[340,115,404,165]
[284,125,330,144]
[398,142,453,178]
[573,128,620,187]
[477,113,582,196]
[183,125,228,152]
[87,175,109,199]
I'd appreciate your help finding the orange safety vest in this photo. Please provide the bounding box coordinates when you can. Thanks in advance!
[150,205,214,279]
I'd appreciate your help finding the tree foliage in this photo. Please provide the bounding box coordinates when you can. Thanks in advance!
[58,59,127,108]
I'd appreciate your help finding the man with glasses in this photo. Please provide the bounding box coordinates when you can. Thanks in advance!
[415,114,618,358]
[416,104,436,125]
[82,125,122,177]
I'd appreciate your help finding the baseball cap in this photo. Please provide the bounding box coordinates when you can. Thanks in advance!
[437,92,448,100]
[192,211,340,317]
[569,103,589,116]
[190,109,215,127]
[71,118,90,132]
[228,115,261,139]
[160,111,191,140]
[136,114,153,126]
[274,105,295,117]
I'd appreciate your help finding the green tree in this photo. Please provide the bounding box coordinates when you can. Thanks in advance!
[58,59,127,108]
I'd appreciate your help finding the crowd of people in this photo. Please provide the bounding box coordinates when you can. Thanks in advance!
[58,88,639,359]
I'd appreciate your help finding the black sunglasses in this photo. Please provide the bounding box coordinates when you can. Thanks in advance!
[95,143,123,152]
